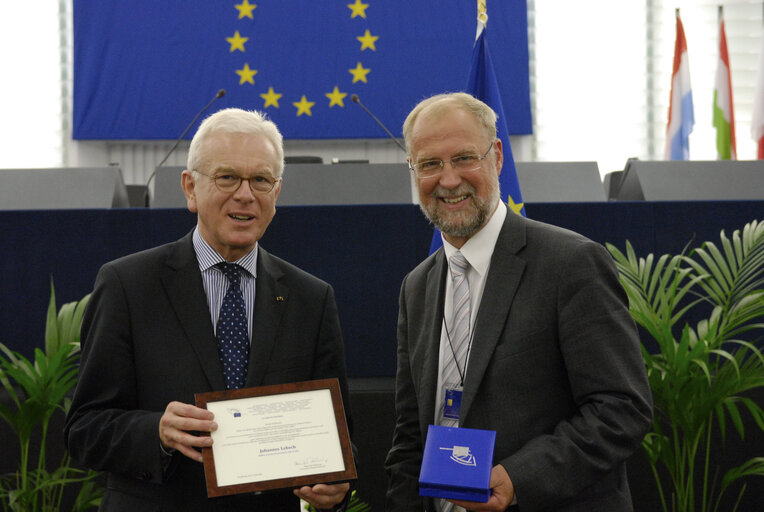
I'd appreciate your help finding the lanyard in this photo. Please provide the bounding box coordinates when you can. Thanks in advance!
[442,316,475,387]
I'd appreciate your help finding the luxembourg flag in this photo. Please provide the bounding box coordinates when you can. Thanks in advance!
[752,34,764,159]
[713,9,736,160]
[665,10,694,160]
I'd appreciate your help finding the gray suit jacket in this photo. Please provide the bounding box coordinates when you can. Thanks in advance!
[64,231,351,511]
[385,213,652,511]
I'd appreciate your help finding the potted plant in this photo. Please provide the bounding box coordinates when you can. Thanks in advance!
[606,220,764,512]
[0,279,102,511]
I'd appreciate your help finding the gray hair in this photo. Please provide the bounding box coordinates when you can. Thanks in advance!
[187,108,285,177]
[402,92,498,155]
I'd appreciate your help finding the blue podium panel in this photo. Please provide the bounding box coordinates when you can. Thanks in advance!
[1,202,762,376]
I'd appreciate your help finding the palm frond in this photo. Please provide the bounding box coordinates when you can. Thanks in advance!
[0,282,100,511]
[607,220,764,512]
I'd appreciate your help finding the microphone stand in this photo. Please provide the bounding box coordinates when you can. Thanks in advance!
[144,89,226,206]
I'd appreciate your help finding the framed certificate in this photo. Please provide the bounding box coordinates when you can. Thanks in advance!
[195,378,356,497]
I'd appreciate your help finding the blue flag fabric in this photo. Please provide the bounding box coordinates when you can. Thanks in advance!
[428,26,526,254]
[72,0,530,141]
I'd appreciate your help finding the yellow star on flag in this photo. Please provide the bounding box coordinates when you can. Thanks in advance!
[235,0,257,19]
[348,62,371,83]
[325,86,348,107]
[347,0,369,19]
[357,29,379,51]
[235,63,257,85]
[260,87,282,108]
[293,95,315,116]
[508,195,525,215]
[226,30,249,52]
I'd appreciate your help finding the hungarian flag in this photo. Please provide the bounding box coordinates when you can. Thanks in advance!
[665,10,694,160]
[713,10,736,160]
[752,33,764,159]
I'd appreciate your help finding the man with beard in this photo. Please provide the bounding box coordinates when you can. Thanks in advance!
[384,93,652,512]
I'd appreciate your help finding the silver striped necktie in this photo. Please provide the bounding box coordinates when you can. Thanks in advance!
[440,251,471,427]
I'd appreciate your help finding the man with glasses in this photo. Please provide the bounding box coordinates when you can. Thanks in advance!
[385,93,652,511]
[65,108,352,511]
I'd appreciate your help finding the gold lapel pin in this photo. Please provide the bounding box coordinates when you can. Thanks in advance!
[276,296,284,302]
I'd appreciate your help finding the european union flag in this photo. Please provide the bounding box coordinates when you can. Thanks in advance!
[72,1,530,141]
[428,24,526,254]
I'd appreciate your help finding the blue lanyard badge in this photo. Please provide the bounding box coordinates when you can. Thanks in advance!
[443,386,463,420]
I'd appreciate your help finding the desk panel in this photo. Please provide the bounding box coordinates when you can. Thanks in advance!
[2,201,762,376]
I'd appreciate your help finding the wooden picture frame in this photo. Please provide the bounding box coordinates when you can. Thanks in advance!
[195,378,356,497]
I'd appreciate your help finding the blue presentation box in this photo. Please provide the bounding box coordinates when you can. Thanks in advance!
[418,424,496,503]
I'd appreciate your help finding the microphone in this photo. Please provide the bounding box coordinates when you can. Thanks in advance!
[155,89,226,170]
[351,94,407,154]
[145,89,226,198]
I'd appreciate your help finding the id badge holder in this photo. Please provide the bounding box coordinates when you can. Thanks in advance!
[443,386,463,420]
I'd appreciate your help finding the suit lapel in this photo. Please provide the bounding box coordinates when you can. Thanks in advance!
[246,248,287,387]
[162,233,226,391]
[461,213,527,421]
[418,251,447,431]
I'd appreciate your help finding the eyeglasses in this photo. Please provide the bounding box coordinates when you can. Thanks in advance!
[409,144,494,177]
[194,169,281,194]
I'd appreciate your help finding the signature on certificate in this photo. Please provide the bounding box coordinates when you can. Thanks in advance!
[296,456,328,469]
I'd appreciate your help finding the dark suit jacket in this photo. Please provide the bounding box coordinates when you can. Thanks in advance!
[64,231,352,511]
[385,212,652,512]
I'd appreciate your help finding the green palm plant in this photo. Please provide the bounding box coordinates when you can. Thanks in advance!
[0,279,102,511]
[606,220,764,512]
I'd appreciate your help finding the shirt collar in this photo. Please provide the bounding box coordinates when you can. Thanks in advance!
[192,227,258,278]
[442,201,506,277]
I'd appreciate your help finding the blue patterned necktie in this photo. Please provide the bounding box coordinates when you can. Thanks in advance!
[216,262,249,390]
